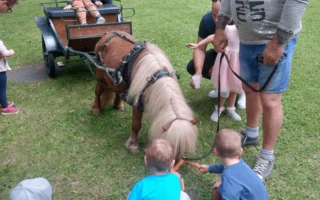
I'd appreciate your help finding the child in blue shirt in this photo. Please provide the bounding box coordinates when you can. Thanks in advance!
[200,129,268,200]
[127,139,190,200]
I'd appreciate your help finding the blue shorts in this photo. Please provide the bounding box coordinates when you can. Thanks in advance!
[239,37,298,93]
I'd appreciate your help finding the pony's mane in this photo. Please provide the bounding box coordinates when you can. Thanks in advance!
[128,43,197,157]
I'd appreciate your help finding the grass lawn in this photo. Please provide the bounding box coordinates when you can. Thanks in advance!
[0,0,319,199]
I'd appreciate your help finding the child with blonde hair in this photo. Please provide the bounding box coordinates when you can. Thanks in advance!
[187,24,244,122]
[127,139,190,200]
[199,129,268,200]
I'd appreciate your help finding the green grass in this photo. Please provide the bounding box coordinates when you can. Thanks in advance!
[0,0,320,199]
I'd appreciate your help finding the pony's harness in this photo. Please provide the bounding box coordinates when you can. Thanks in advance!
[96,31,180,110]
[97,31,145,88]
[134,70,180,110]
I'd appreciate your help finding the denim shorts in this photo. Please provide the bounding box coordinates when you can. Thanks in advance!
[239,37,298,93]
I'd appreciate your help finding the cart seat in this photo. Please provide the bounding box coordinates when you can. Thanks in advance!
[44,4,120,18]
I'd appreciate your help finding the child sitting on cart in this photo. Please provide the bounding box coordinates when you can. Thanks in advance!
[64,0,105,25]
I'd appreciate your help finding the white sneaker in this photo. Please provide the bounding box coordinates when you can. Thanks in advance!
[208,90,218,98]
[210,105,224,122]
[226,107,241,121]
[237,93,246,109]
[96,17,105,24]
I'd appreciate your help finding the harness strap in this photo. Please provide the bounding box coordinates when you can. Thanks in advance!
[113,43,145,87]
[221,53,280,92]
[97,31,145,86]
[134,70,179,110]
[124,45,145,88]
[97,32,120,65]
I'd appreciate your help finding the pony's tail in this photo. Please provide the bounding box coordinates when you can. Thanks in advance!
[100,89,115,109]
[150,119,198,159]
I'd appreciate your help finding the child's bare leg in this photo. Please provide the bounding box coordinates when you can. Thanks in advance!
[218,96,226,108]
[227,92,237,108]
[72,0,87,24]
[226,92,241,121]
[76,9,87,24]
[83,0,104,24]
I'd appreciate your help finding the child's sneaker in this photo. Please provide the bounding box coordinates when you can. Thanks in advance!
[208,90,218,98]
[210,105,224,122]
[226,107,241,121]
[1,106,19,115]
[237,93,246,109]
[0,101,14,108]
[96,16,105,24]
[81,22,87,25]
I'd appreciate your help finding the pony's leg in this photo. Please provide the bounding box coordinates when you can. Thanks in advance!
[92,82,103,116]
[125,107,143,153]
[114,93,124,111]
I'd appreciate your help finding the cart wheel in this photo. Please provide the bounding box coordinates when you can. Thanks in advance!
[42,36,60,78]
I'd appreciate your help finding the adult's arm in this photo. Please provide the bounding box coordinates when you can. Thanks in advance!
[213,0,231,53]
[262,0,309,65]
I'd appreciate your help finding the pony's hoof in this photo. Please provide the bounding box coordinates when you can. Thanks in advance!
[114,106,125,112]
[93,111,100,117]
[125,138,139,154]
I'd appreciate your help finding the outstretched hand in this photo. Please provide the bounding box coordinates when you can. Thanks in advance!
[213,29,228,53]
[186,43,198,49]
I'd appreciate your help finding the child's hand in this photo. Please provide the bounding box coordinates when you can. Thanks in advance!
[7,49,15,57]
[63,5,72,10]
[200,165,209,174]
[186,43,198,49]
[95,1,103,6]
[213,179,222,189]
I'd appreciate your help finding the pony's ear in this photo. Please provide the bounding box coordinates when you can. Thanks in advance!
[162,123,171,131]
[190,118,199,125]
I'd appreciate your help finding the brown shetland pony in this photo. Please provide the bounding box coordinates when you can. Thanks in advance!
[92,31,198,159]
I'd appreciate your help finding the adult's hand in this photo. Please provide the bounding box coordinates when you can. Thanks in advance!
[213,29,228,53]
[261,36,285,65]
